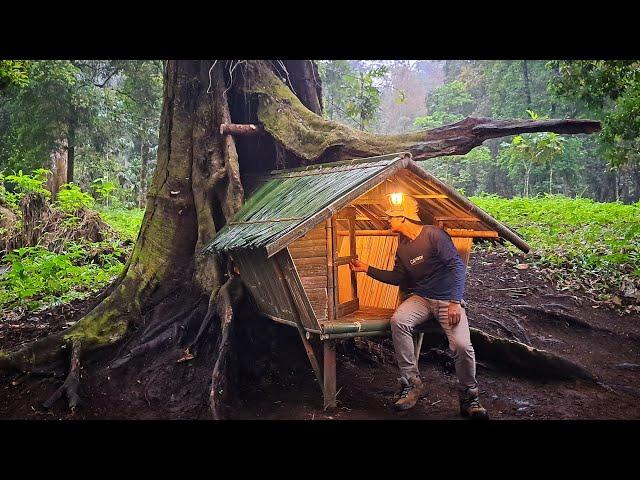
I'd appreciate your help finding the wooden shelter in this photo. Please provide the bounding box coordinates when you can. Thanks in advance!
[205,152,530,408]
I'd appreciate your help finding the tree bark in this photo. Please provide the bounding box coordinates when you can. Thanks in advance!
[46,138,68,199]
[66,119,76,184]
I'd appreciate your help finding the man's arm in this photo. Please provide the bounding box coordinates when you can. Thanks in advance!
[350,255,407,286]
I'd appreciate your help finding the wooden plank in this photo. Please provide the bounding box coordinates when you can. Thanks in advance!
[404,162,531,252]
[445,229,498,238]
[335,255,357,266]
[292,256,326,267]
[337,298,360,318]
[323,340,337,409]
[276,249,321,332]
[338,229,397,237]
[434,216,481,222]
[294,263,327,278]
[273,251,325,392]
[289,238,326,250]
[300,276,328,289]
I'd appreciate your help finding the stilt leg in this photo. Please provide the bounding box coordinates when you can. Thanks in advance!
[323,340,337,410]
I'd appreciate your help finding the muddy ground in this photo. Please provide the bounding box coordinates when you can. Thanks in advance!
[1,247,639,420]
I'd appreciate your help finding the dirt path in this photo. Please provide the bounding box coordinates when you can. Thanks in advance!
[2,248,639,420]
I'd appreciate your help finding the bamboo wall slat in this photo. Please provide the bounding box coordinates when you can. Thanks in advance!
[290,223,328,320]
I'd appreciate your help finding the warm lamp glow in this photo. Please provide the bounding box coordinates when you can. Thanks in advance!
[390,192,404,206]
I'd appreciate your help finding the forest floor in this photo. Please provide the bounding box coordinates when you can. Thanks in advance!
[1,247,639,420]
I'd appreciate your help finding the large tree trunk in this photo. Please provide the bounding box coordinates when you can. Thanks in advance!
[46,138,68,199]
[66,119,76,184]
[0,60,602,417]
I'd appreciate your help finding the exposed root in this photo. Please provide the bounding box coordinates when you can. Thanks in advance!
[415,321,593,381]
[42,340,82,412]
[208,275,244,419]
[110,326,177,369]
[481,313,530,345]
[513,304,600,331]
[469,327,594,381]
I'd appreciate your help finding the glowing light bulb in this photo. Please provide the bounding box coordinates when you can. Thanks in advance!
[390,192,404,206]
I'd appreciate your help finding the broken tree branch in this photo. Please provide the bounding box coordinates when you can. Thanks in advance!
[239,61,602,165]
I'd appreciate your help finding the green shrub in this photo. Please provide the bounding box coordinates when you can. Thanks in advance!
[55,183,95,213]
[4,168,51,201]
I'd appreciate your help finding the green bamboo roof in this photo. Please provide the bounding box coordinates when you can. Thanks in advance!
[204,152,530,257]
[204,153,406,255]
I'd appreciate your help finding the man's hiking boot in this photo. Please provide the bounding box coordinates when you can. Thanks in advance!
[459,387,488,420]
[393,376,426,411]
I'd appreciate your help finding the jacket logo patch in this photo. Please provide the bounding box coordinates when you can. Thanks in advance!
[410,255,424,266]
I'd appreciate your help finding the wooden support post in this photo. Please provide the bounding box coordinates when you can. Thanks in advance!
[326,218,335,321]
[330,216,338,319]
[346,207,358,301]
[323,340,337,410]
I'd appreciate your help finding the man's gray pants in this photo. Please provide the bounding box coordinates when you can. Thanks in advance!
[390,294,477,393]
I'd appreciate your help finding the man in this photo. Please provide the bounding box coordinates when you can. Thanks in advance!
[349,194,488,419]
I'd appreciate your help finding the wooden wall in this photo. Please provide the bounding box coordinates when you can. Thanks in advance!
[234,249,298,325]
[337,233,474,311]
[289,223,328,321]
[338,235,400,310]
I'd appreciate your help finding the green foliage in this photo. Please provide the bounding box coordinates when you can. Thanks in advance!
[426,80,474,116]
[0,203,142,314]
[0,244,124,312]
[0,60,30,90]
[91,177,118,206]
[97,207,144,240]
[413,111,463,129]
[55,183,95,213]
[550,60,640,169]
[471,194,640,302]
[318,61,387,130]
[4,168,51,200]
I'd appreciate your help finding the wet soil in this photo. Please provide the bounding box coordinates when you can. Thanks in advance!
[2,247,639,420]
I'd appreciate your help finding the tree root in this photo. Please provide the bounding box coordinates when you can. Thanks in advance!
[208,275,244,419]
[480,313,531,345]
[110,327,177,369]
[42,340,82,412]
[469,327,594,381]
[513,304,600,331]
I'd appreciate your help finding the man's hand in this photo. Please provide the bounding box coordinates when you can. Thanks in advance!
[349,259,369,273]
[448,302,462,327]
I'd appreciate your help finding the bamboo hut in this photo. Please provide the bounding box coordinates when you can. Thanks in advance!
[205,152,530,408]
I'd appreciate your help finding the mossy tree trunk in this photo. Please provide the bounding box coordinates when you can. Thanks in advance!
[0,60,601,417]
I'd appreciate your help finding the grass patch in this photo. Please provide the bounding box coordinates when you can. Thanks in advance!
[98,207,145,240]
[471,194,640,303]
